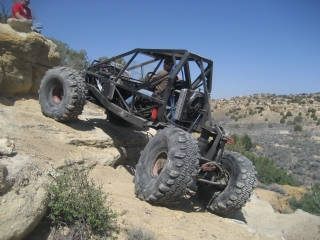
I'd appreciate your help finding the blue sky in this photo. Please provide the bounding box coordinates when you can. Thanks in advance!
[5,0,320,99]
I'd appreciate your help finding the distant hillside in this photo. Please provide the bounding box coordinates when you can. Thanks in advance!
[210,93,320,186]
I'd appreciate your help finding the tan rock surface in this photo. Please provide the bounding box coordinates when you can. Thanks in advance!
[0,97,319,240]
[0,24,60,96]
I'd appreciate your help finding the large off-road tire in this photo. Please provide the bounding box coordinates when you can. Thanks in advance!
[39,67,86,121]
[134,127,200,205]
[197,151,256,216]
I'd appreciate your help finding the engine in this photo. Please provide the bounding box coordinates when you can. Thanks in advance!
[174,89,205,122]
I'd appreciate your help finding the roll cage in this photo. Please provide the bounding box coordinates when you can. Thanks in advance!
[84,48,214,132]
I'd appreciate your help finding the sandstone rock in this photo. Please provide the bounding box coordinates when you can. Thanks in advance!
[268,104,284,113]
[7,18,32,33]
[0,156,48,240]
[0,139,15,155]
[255,145,263,151]
[0,24,60,96]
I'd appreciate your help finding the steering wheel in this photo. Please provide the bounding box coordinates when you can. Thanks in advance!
[146,72,155,80]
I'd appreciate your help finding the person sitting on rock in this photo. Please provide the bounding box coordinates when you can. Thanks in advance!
[12,0,43,33]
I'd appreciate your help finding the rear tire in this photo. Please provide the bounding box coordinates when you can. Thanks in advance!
[197,151,256,216]
[134,127,200,205]
[39,67,86,121]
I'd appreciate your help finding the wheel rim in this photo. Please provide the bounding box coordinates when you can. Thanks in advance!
[51,83,64,103]
[152,151,167,176]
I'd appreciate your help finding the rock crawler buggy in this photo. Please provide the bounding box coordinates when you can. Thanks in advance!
[39,48,256,216]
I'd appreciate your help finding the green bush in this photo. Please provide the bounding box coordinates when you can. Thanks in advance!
[317,119,320,126]
[294,125,303,131]
[47,167,119,238]
[241,134,253,151]
[289,182,320,215]
[280,112,284,116]
[294,116,303,123]
[243,152,299,186]
[225,133,299,187]
[286,111,293,116]
[286,120,293,125]
[280,118,286,124]
[313,116,318,121]
[265,118,268,121]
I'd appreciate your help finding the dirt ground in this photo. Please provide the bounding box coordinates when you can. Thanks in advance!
[1,95,320,240]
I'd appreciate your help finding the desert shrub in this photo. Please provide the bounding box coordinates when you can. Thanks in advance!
[286,120,293,125]
[280,118,286,124]
[286,111,293,117]
[289,182,320,216]
[294,116,303,123]
[249,109,256,115]
[235,117,239,121]
[268,123,273,128]
[313,116,318,121]
[294,125,303,131]
[299,112,302,116]
[258,109,263,113]
[265,118,268,121]
[248,123,254,129]
[243,152,299,186]
[241,134,253,151]
[317,119,320,126]
[125,227,157,240]
[280,112,284,116]
[225,113,229,116]
[47,167,119,238]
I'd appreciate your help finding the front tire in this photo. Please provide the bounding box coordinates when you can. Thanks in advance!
[197,151,256,216]
[39,67,86,121]
[134,127,200,205]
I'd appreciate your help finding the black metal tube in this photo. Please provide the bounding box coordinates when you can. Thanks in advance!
[197,178,226,186]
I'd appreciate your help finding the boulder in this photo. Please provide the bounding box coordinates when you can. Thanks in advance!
[0,23,60,96]
[0,139,15,155]
[0,155,48,240]
[7,18,32,33]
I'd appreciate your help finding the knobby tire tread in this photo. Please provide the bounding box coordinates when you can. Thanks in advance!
[39,66,86,121]
[134,127,200,205]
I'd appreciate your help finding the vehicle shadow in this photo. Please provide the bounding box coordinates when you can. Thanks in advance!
[65,117,155,166]
[151,190,247,223]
